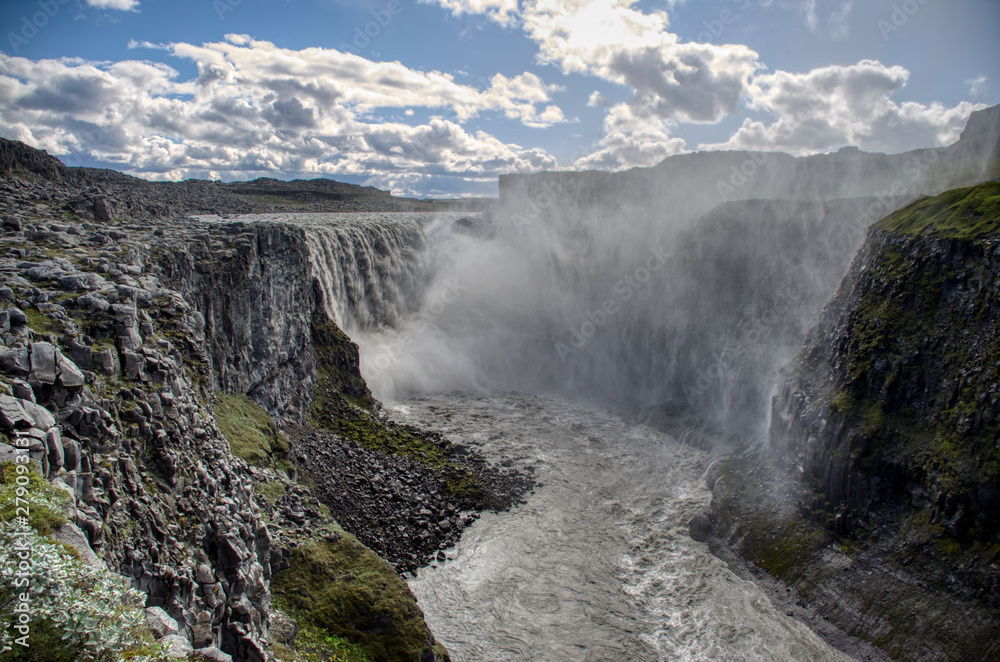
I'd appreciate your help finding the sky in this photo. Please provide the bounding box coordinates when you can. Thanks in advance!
[0,0,998,197]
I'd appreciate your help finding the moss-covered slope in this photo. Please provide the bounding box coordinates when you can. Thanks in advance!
[761,182,1000,659]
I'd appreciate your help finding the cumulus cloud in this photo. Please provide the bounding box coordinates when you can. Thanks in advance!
[700,60,984,154]
[512,0,757,168]
[427,0,519,24]
[0,37,565,194]
[424,0,975,166]
[86,0,140,10]
[574,103,686,171]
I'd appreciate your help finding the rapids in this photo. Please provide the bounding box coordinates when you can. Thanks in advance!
[392,393,850,662]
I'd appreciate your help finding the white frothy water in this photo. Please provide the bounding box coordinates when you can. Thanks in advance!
[392,393,849,662]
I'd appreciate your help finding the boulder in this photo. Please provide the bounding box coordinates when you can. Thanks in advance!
[0,347,30,375]
[51,523,106,570]
[145,606,181,638]
[160,634,193,659]
[55,352,86,388]
[28,342,58,386]
[191,647,233,662]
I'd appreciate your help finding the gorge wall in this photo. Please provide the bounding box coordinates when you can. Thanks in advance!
[0,155,480,660]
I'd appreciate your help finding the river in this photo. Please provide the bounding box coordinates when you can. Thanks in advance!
[390,393,850,662]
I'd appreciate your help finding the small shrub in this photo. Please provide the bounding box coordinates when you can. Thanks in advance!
[0,522,168,661]
[0,462,68,535]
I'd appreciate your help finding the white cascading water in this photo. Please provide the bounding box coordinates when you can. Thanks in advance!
[295,213,428,330]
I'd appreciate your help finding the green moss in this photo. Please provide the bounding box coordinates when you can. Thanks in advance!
[310,317,488,506]
[875,182,1000,239]
[711,460,831,583]
[0,462,69,535]
[254,480,287,505]
[213,393,288,468]
[271,535,447,662]
[311,318,378,413]
[24,308,55,334]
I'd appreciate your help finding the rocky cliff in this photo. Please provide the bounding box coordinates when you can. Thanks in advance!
[0,145,526,661]
[702,183,1000,662]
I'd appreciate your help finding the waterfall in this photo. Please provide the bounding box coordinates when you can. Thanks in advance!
[297,214,428,331]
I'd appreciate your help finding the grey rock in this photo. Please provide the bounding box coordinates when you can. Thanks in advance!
[160,634,193,659]
[190,621,214,649]
[195,563,214,584]
[92,196,111,223]
[192,646,233,662]
[123,351,146,381]
[0,347,30,375]
[94,348,119,377]
[0,395,32,429]
[45,428,63,473]
[25,266,55,281]
[145,606,180,638]
[52,523,107,570]
[21,399,55,430]
[77,294,110,313]
[60,275,89,291]
[55,352,85,388]
[28,342,58,386]
[11,379,33,402]
[62,438,81,472]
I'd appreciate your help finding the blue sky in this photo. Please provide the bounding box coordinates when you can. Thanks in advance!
[1,0,997,197]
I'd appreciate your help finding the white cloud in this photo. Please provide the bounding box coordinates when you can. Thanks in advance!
[86,0,140,10]
[574,103,687,170]
[424,0,519,25]
[700,60,983,154]
[0,39,564,194]
[966,75,988,97]
[587,91,608,107]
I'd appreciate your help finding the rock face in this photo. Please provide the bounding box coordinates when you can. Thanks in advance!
[764,183,1000,659]
[0,138,517,662]
[771,183,1000,542]
[156,223,318,426]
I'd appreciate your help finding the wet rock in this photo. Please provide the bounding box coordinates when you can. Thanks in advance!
[688,512,714,542]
